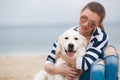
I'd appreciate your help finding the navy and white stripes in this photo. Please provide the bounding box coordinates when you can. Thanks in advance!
[46,40,58,64]
[46,26,108,71]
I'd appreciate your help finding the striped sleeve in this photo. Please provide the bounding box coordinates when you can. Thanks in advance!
[76,27,108,70]
[45,40,58,64]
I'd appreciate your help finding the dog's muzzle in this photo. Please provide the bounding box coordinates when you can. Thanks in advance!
[65,43,76,57]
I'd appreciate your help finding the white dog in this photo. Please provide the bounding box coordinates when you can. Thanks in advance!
[33,28,87,80]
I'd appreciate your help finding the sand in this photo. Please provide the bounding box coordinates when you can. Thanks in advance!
[0,53,119,80]
[0,54,47,80]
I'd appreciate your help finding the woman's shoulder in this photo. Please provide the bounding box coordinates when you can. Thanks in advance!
[65,25,79,32]
[92,27,108,41]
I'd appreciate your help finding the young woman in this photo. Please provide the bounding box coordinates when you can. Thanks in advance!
[44,2,119,80]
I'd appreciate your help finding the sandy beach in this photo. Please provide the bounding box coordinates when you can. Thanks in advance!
[0,53,119,80]
[0,54,47,80]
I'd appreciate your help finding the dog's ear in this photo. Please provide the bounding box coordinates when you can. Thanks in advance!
[79,34,87,48]
[56,38,61,53]
[55,36,61,59]
[82,37,87,48]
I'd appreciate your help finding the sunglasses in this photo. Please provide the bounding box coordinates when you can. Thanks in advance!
[80,15,96,28]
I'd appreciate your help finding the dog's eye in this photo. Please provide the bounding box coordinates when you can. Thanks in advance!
[65,37,68,40]
[74,37,78,40]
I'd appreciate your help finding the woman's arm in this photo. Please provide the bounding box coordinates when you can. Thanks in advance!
[44,63,79,79]
[44,63,58,74]
[76,27,108,71]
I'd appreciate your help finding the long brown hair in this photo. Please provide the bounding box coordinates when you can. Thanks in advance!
[82,2,106,31]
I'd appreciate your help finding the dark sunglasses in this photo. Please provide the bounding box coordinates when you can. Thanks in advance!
[80,15,96,28]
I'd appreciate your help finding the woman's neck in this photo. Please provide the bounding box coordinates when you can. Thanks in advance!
[82,31,93,41]
[82,32,92,37]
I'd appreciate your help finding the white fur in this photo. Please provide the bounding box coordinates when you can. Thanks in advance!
[33,29,87,80]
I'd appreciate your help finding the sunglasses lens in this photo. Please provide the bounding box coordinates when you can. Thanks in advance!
[89,21,96,28]
[80,15,96,28]
[81,16,88,23]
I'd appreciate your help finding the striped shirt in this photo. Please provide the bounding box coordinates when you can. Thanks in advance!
[46,25,108,71]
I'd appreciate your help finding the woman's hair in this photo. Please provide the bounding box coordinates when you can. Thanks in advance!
[82,2,106,31]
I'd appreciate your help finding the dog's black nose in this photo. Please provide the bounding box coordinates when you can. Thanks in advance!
[68,43,74,49]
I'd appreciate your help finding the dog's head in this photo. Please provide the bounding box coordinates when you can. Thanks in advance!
[56,29,87,58]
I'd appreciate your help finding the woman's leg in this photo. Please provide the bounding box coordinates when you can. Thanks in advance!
[79,60,105,80]
[79,45,119,80]
[90,59,105,80]
[104,46,119,80]
[79,68,91,80]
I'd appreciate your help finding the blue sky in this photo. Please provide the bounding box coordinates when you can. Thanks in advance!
[0,0,120,25]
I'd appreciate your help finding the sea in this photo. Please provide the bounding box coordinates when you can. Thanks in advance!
[0,23,120,55]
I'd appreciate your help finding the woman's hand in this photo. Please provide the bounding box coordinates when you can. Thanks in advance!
[55,63,79,80]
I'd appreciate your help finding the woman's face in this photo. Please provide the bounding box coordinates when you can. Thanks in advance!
[79,8,101,35]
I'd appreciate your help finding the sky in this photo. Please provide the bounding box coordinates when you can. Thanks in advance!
[0,0,120,25]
